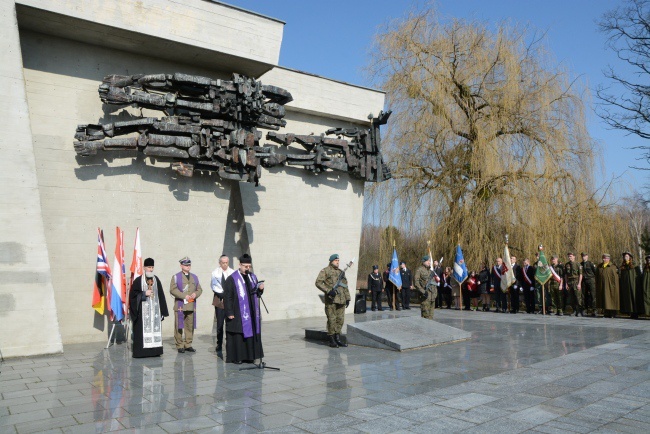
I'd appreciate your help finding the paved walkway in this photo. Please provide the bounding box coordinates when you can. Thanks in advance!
[1,308,649,433]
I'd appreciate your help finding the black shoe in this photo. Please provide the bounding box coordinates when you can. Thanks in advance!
[233,360,242,364]
[378,308,383,311]
[178,348,185,353]
[575,310,579,317]
[216,345,222,352]
[371,308,376,311]
[185,347,196,353]
[405,307,411,310]
[328,335,339,348]
[334,334,347,347]
[397,308,402,311]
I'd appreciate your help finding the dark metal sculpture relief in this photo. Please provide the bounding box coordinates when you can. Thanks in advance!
[74,73,391,185]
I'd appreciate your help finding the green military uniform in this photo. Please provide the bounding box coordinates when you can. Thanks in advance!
[315,256,351,347]
[549,262,564,315]
[581,257,597,315]
[414,262,436,319]
[564,260,583,316]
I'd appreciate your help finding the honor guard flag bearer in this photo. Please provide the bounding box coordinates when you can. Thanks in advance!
[389,248,402,309]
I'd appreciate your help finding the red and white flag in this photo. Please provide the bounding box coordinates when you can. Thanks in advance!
[128,228,142,315]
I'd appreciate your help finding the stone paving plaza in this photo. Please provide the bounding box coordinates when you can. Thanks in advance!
[1,309,649,434]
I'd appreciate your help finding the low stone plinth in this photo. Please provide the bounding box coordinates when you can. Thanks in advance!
[346,316,471,351]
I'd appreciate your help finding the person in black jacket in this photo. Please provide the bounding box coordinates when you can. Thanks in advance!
[399,262,413,310]
[509,256,522,314]
[478,263,491,311]
[367,265,383,311]
[383,263,397,311]
[520,258,537,313]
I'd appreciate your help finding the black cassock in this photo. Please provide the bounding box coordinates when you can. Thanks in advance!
[223,273,264,363]
[129,276,169,358]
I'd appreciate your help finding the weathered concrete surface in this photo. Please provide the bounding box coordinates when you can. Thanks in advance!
[347,316,472,351]
[0,1,63,357]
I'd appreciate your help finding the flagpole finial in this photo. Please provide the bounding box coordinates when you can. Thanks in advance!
[505,234,509,244]
[427,240,430,247]
[393,240,396,248]
[538,244,543,251]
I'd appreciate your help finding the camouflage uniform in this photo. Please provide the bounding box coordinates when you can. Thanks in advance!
[315,264,351,336]
[549,263,564,315]
[414,265,436,319]
[581,259,597,314]
[564,260,583,315]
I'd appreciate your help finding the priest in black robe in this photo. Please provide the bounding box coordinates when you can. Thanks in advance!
[130,258,169,358]
[223,254,264,364]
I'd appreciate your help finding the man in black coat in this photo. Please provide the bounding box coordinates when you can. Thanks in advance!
[520,258,537,313]
[383,263,396,311]
[400,261,413,310]
[367,265,383,311]
[509,256,522,313]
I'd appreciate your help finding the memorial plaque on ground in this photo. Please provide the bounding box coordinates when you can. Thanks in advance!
[346,316,472,351]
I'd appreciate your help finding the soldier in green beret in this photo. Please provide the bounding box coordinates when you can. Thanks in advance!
[315,254,351,348]
[564,252,583,316]
[581,253,597,317]
[414,255,437,319]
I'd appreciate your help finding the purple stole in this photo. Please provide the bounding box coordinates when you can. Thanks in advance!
[231,270,260,338]
[175,272,199,329]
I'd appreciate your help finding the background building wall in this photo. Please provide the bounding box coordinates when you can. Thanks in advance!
[1,0,385,354]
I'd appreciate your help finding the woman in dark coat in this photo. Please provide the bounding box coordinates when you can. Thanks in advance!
[130,258,169,358]
[619,252,640,318]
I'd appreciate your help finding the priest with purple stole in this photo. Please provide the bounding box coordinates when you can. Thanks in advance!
[224,254,265,364]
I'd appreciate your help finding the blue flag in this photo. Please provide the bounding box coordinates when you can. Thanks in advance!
[453,244,468,284]
[389,249,402,289]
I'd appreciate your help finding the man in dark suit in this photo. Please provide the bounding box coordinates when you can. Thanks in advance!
[491,258,507,313]
[383,263,396,311]
[509,256,522,313]
[520,258,537,313]
[399,261,413,310]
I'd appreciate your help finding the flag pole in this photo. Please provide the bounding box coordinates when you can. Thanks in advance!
[540,245,546,316]
[458,233,462,311]
[392,240,396,310]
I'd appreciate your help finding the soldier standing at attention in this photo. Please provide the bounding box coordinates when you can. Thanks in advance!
[549,255,564,316]
[580,253,597,317]
[415,255,436,319]
[315,254,351,348]
[564,252,584,316]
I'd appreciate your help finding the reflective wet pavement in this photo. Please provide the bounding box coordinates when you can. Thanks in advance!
[1,309,649,433]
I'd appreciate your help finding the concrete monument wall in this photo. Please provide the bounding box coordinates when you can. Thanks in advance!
[1,0,385,355]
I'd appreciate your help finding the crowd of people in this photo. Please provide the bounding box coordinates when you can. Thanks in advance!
[366,252,650,319]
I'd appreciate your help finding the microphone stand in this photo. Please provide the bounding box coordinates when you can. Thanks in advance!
[240,282,279,372]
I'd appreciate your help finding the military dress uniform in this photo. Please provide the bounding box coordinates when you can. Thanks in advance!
[549,263,564,315]
[581,257,597,316]
[315,255,351,348]
[414,260,436,319]
[564,259,583,316]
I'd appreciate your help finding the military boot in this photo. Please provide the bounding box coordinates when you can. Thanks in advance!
[334,334,347,347]
[328,335,339,348]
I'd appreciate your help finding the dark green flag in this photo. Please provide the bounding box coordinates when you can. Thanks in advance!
[535,245,552,285]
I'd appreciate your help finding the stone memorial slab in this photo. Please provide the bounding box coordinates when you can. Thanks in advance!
[346,316,471,351]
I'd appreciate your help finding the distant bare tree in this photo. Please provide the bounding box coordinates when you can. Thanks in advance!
[598,0,650,170]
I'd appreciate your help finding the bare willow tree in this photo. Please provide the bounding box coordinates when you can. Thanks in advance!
[366,8,604,269]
